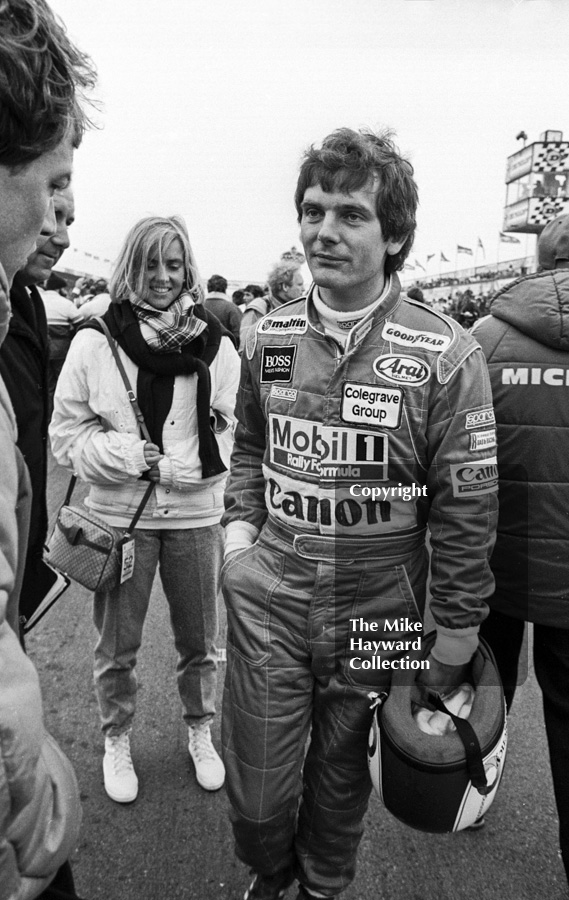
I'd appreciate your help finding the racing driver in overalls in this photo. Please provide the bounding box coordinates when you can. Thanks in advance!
[221,127,498,900]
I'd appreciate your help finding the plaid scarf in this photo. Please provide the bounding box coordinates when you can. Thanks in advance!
[130,291,207,352]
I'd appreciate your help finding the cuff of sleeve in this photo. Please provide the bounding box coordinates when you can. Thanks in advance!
[158,456,173,485]
[431,625,479,666]
[130,439,150,473]
[224,521,259,558]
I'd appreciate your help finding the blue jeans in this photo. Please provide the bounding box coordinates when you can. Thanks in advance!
[93,525,222,735]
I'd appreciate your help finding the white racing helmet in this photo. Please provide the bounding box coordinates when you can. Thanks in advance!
[368,631,507,832]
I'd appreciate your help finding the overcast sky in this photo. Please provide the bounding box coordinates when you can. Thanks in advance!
[50,0,565,284]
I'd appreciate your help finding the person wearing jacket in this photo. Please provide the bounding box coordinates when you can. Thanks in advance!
[222,127,498,900]
[474,213,569,884]
[203,273,242,347]
[0,2,96,896]
[0,187,76,630]
[238,258,305,351]
[50,215,240,804]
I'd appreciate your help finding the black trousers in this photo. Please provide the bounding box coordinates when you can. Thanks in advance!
[481,609,569,882]
[37,861,86,900]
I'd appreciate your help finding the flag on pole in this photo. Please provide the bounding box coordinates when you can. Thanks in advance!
[426,253,435,262]
[457,244,473,255]
[403,263,415,271]
[499,232,521,244]
[440,251,450,262]
[477,238,485,255]
[414,259,426,271]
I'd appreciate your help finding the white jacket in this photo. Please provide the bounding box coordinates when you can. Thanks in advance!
[50,328,240,529]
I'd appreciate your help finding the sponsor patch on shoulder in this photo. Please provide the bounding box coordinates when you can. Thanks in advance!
[260,345,297,383]
[450,456,498,497]
[373,354,431,386]
[382,321,451,352]
[341,382,403,429]
[469,429,497,452]
[270,385,297,402]
[259,315,307,335]
[465,408,496,430]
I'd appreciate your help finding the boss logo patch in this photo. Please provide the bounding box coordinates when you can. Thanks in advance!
[373,354,431,386]
[261,345,297,383]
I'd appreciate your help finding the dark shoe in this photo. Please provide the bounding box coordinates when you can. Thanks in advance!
[295,889,337,900]
[244,869,295,900]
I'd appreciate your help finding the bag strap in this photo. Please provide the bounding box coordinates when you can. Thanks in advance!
[60,318,155,531]
[95,316,152,443]
[94,316,156,533]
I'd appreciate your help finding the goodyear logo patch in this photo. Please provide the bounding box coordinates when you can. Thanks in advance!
[469,429,497,452]
[382,321,451,352]
[270,385,297,402]
[259,315,307,335]
[373,354,431,386]
[261,346,297,383]
[269,414,388,479]
[450,456,498,498]
[465,409,496,430]
[341,382,403,430]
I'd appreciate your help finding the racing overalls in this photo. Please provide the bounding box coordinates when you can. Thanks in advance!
[221,275,498,895]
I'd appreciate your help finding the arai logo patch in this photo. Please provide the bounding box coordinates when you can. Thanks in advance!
[373,354,430,386]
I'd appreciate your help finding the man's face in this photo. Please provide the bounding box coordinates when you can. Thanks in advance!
[299,179,404,310]
[0,135,73,286]
[21,188,75,286]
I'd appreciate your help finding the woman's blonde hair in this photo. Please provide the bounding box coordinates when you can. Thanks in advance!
[109,215,203,304]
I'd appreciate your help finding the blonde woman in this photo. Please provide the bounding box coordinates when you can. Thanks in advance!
[50,216,240,802]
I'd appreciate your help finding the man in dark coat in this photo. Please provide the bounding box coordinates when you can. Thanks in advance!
[474,214,569,884]
[0,187,75,627]
[203,274,241,347]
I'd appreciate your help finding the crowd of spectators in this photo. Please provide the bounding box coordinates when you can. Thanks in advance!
[411,260,529,292]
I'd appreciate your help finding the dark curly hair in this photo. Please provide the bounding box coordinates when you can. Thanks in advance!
[0,0,97,166]
[294,127,418,274]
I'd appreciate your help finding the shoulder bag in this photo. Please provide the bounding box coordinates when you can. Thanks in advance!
[44,318,155,592]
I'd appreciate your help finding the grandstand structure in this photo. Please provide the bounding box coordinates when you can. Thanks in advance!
[406,129,568,304]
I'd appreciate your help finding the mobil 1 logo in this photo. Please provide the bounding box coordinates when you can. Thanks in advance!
[269,414,388,479]
[261,345,297,383]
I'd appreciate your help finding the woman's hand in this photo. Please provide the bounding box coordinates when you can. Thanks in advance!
[143,442,163,482]
[143,442,162,466]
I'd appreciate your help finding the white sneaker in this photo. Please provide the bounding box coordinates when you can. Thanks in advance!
[103,731,138,803]
[188,722,225,791]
